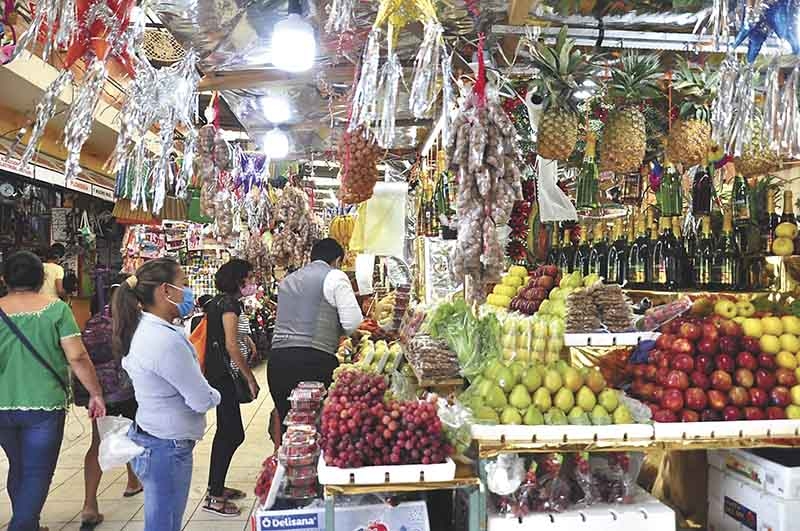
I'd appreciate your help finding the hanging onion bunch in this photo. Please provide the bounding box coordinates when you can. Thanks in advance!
[446,88,523,303]
[270,187,316,268]
[337,126,383,204]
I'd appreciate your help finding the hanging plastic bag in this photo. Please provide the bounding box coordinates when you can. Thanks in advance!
[98,416,144,472]
[536,158,577,222]
[80,211,96,248]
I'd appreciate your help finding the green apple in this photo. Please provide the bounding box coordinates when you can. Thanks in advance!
[786,404,800,420]
[735,301,755,317]
[742,318,764,338]
[714,299,737,319]
[777,351,798,370]
[791,384,800,406]
[782,316,800,335]
[760,334,781,355]
[780,334,800,354]
[762,316,784,336]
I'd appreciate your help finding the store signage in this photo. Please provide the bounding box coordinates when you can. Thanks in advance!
[92,185,114,202]
[34,165,66,187]
[67,178,92,194]
[0,155,34,178]
[256,513,319,530]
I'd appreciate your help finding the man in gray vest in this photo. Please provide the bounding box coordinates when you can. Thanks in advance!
[267,238,363,439]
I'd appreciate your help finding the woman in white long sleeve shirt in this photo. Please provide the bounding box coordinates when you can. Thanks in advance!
[112,258,221,531]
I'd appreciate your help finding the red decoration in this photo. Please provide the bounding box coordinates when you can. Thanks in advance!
[63,0,136,77]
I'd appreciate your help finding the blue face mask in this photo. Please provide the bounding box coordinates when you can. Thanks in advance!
[167,284,195,318]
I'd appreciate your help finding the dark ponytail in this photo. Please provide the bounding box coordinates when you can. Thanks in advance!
[112,258,180,357]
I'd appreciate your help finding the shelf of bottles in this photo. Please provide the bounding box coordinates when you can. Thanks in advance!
[416,150,457,240]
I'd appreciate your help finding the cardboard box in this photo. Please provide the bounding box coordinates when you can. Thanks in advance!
[707,465,800,531]
[251,500,430,531]
[708,449,800,500]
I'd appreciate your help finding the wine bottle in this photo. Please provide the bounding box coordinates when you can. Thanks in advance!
[558,228,576,273]
[694,216,714,289]
[627,219,651,289]
[576,133,599,211]
[672,217,690,289]
[712,210,740,291]
[573,224,591,276]
[763,192,780,254]
[651,217,672,289]
[589,223,609,279]
[692,161,713,216]
[732,174,751,254]
[546,223,560,265]
[781,190,796,224]
[607,219,628,286]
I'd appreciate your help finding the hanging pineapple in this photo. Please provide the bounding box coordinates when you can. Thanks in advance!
[599,53,662,173]
[734,113,781,177]
[665,58,718,168]
[527,26,595,161]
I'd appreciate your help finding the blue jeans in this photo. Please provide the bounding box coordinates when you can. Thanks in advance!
[129,426,195,531]
[0,409,66,531]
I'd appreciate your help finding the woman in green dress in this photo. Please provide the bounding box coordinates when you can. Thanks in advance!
[0,251,106,531]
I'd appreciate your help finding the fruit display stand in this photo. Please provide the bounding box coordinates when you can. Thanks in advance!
[320,462,483,531]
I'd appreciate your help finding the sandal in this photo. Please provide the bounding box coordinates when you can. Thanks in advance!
[223,487,247,500]
[201,497,241,517]
[79,514,104,530]
[123,486,143,497]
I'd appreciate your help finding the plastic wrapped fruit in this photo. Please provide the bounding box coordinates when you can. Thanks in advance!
[285,471,317,487]
[278,447,320,467]
[284,484,318,499]
[295,382,326,400]
[288,389,323,411]
[284,410,318,427]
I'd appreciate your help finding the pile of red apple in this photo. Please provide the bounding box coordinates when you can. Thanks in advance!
[628,315,796,423]
[510,265,561,315]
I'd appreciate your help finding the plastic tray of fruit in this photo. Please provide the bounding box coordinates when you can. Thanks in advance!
[317,453,457,485]
[652,418,800,440]
[471,423,655,444]
[563,332,661,347]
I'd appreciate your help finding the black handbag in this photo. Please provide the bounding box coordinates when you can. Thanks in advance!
[212,339,254,404]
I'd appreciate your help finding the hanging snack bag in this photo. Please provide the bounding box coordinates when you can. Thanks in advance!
[338,126,382,204]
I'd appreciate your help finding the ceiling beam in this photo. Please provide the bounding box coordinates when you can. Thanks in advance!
[198,66,359,91]
[501,0,537,61]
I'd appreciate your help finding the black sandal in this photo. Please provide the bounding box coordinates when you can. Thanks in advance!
[223,487,247,500]
[201,497,241,517]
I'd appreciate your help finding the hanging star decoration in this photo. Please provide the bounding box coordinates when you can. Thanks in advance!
[62,0,138,77]
[733,0,800,63]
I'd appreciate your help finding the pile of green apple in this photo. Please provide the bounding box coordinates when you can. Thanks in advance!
[462,358,635,426]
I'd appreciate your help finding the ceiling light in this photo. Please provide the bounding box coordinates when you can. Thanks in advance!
[264,128,290,159]
[271,4,316,73]
[262,96,291,124]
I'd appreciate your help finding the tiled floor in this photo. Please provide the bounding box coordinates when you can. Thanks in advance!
[0,366,274,530]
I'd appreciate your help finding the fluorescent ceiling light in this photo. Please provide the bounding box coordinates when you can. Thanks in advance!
[264,128,290,159]
[271,13,316,73]
[262,96,291,124]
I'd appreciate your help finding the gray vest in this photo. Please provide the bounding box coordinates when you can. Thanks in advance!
[271,261,343,355]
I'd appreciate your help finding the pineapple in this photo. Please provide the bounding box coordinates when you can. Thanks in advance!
[528,26,595,161]
[665,58,718,167]
[600,53,662,173]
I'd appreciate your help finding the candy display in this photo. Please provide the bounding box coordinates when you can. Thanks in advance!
[337,126,382,205]
[404,334,459,379]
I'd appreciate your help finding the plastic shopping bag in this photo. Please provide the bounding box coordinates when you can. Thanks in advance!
[98,416,144,472]
[537,158,577,222]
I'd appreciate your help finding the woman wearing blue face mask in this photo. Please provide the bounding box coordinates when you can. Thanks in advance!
[202,258,260,517]
[112,257,221,531]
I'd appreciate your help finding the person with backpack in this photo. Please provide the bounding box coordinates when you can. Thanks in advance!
[77,282,142,529]
[0,251,106,531]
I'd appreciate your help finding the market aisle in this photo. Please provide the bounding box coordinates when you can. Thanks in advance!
[0,366,274,531]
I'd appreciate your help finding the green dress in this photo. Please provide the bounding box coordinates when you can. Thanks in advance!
[0,300,80,410]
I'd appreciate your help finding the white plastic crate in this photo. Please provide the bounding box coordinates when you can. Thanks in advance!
[317,453,456,485]
[471,423,655,444]
[653,419,800,441]
[487,491,675,531]
[707,466,800,531]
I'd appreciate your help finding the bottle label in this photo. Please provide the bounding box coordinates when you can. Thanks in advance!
[632,264,645,283]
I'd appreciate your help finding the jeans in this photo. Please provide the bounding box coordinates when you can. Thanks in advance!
[0,409,66,531]
[129,426,195,531]
[208,375,245,497]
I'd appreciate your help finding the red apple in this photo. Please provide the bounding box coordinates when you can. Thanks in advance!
[697,337,720,356]
[672,354,695,372]
[644,365,658,382]
[679,322,703,341]
[722,405,742,421]
[702,321,720,341]
[743,406,766,421]
[729,386,749,407]
[709,315,728,330]
[653,386,665,403]
[631,378,645,396]
[660,320,680,334]
[736,351,758,371]
[685,387,708,411]
[535,276,554,289]
[708,389,729,411]
[735,368,755,388]
[769,386,791,407]
[720,320,744,338]
[690,370,711,390]
[714,354,736,373]
[640,383,656,400]
[758,353,777,370]
[653,409,678,423]
[776,368,798,387]
[701,409,723,422]
[755,369,777,390]
[767,406,788,420]
[647,403,660,417]
[656,367,670,386]
[711,370,733,392]
[656,333,677,351]
[695,354,715,375]
[749,387,768,408]
[661,388,685,412]
[672,338,695,356]
[665,370,690,390]
[681,409,700,423]
[648,349,666,365]
[740,336,762,354]
[719,336,740,355]
[632,365,647,379]
[658,355,672,369]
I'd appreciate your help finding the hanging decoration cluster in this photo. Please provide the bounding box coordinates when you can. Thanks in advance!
[196,123,238,238]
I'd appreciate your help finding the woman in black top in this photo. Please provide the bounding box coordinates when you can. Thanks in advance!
[202,259,260,517]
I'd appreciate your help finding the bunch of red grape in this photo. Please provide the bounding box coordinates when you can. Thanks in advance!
[320,368,453,468]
